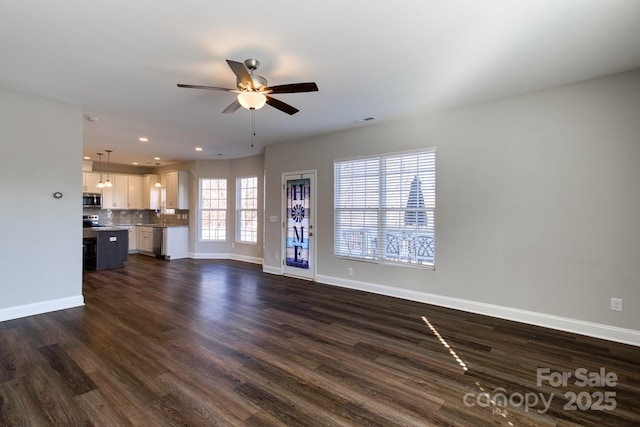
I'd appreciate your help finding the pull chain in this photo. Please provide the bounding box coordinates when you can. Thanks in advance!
[251,108,256,148]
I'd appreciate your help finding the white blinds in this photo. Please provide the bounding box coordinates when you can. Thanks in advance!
[334,149,435,268]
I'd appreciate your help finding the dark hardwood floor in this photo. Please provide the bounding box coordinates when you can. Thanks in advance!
[1,255,638,426]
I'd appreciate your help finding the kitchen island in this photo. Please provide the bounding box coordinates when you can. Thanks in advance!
[83,227,128,270]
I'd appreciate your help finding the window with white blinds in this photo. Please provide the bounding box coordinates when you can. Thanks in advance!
[334,149,435,269]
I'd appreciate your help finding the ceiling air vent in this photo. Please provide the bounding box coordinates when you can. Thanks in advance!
[354,116,377,123]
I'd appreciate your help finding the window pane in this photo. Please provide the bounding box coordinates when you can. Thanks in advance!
[200,178,227,241]
[239,210,258,242]
[237,176,258,243]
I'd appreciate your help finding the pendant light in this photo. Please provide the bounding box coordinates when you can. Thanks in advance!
[154,163,162,187]
[96,153,105,189]
[104,149,113,188]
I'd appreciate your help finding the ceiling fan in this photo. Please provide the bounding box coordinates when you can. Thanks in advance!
[177,59,318,115]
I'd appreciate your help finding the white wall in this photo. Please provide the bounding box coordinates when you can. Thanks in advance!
[0,89,84,319]
[264,70,640,345]
[179,156,264,263]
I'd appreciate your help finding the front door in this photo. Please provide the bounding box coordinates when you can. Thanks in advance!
[282,171,315,280]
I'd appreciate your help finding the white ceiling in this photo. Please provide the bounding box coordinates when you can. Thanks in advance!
[2,0,640,166]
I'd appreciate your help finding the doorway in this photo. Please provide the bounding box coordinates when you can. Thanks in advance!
[282,171,316,280]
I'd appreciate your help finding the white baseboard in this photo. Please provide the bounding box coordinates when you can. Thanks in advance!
[189,252,231,259]
[229,254,263,265]
[0,295,85,322]
[262,265,282,275]
[189,252,263,265]
[315,274,640,347]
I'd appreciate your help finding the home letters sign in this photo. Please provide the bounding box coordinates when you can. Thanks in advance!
[285,178,310,269]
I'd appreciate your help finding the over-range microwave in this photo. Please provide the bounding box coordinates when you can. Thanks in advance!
[82,192,102,208]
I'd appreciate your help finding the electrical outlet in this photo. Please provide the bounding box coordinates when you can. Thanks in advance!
[611,298,623,312]
[347,267,353,276]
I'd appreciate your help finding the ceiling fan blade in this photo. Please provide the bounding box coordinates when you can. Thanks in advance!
[177,84,234,91]
[222,99,242,114]
[226,60,253,89]
[266,96,299,115]
[267,82,319,94]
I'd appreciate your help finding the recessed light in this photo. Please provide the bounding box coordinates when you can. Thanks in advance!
[139,137,149,142]
[154,157,160,160]
[132,162,139,165]
[195,147,203,152]
[83,156,91,160]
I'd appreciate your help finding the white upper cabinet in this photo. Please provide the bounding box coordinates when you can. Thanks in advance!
[127,175,143,209]
[102,174,128,209]
[82,172,102,192]
[82,171,189,211]
[163,170,189,210]
[143,174,161,210]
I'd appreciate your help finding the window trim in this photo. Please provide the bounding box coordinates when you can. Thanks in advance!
[199,177,228,242]
[236,175,259,244]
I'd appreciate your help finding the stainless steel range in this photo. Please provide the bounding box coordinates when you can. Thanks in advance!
[83,214,100,228]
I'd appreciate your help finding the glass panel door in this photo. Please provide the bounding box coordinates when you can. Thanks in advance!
[282,172,315,280]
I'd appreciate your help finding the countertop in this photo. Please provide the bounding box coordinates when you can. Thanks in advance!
[82,227,129,239]
[127,224,189,228]
[89,226,129,231]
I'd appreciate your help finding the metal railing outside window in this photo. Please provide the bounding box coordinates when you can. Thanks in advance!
[334,149,435,269]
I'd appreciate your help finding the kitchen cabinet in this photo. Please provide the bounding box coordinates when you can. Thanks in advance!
[127,226,138,254]
[143,174,161,210]
[82,172,102,192]
[163,170,189,209]
[102,174,128,209]
[163,226,189,260]
[138,226,154,254]
[127,175,143,209]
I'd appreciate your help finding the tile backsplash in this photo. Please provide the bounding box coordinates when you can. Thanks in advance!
[83,209,189,226]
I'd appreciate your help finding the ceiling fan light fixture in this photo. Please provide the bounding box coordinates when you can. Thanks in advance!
[237,91,267,110]
[178,58,317,115]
